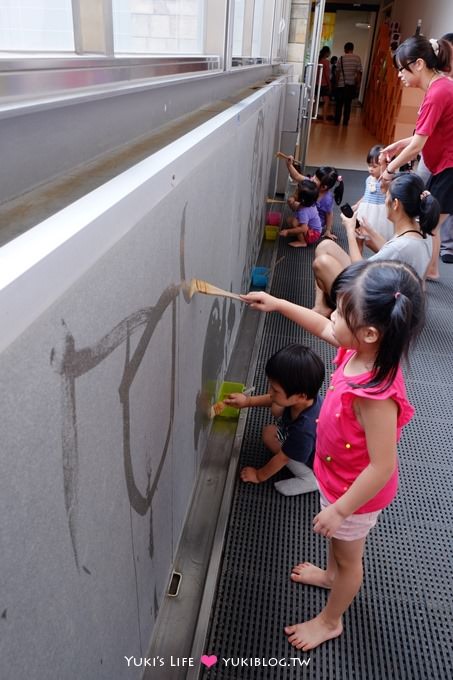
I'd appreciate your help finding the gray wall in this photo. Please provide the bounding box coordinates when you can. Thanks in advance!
[0,78,285,680]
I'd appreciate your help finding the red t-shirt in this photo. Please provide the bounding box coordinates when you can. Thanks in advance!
[415,77,453,175]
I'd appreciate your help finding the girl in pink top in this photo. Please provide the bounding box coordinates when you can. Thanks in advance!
[241,259,425,652]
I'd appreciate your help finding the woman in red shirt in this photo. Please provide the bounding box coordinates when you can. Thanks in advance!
[381,35,453,279]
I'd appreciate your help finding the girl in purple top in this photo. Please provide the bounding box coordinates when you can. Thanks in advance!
[280,179,322,247]
[286,160,344,240]
[313,167,344,240]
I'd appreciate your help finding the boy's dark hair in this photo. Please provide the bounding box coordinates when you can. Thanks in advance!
[344,42,354,52]
[394,34,451,73]
[265,344,325,399]
[389,172,440,235]
[441,33,453,45]
[330,260,425,391]
[297,179,319,207]
[366,144,384,164]
[314,166,344,204]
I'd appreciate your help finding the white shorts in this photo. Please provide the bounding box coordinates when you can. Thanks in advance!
[320,491,381,541]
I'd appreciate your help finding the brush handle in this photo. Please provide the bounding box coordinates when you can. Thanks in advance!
[276,151,301,167]
[203,288,242,301]
[192,279,242,301]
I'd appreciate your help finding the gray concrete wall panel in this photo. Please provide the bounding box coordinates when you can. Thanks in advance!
[0,78,284,679]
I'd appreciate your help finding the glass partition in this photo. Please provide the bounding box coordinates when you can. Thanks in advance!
[112,0,204,54]
[0,0,74,52]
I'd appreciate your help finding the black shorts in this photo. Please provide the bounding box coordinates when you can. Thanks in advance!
[427,167,453,213]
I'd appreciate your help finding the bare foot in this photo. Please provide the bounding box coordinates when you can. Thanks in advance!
[289,241,307,248]
[426,273,440,281]
[291,562,333,588]
[285,614,343,651]
[311,304,333,318]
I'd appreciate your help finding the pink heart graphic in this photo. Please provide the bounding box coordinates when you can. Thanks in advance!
[200,655,218,668]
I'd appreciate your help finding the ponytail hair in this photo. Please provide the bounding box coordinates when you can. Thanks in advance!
[394,34,452,73]
[314,166,344,204]
[330,260,425,391]
[389,173,440,236]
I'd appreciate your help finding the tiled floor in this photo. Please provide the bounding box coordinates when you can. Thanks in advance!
[307,105,379,171]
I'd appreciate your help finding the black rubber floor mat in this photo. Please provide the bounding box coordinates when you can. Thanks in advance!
[201,169,453,679]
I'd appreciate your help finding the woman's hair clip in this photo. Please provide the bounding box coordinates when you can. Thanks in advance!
[420,190,431,200]
[337,175,343,182]
[394,291,401,299]
[429,38,440,56]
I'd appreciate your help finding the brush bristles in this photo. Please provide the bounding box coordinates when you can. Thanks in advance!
[209,401,225,418]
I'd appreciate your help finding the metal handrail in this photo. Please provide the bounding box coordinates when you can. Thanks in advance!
[0,55,221,101]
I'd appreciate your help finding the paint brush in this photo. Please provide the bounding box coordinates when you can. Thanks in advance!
[189,278,242,301]
[275,151,301,167]
[209,386,255,419]
[266,197,287,204]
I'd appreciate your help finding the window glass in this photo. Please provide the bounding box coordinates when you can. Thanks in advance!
[112,0,204,54]
[232,0,245,57]
[0,0,74,52]
[251,0,264,57]
[232,0,286,64]
[271,0,289,62]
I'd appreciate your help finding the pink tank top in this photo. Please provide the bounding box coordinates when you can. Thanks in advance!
[314,348,414,513]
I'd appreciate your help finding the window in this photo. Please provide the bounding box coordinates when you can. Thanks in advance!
[0,0,74,52]
[232,0,245,57]
[112,0,204,54]
[231,0,288,65]
[251,0,265,57]
[271,0,290,62]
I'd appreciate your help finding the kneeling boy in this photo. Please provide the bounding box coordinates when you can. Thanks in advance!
[224,344,324,496]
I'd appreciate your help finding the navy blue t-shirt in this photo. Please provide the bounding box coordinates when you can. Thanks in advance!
[277,394,323,466]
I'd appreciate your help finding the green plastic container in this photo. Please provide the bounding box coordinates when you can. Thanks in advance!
[216,381,245,419]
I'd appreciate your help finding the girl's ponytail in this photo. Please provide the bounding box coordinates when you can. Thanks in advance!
[389,173,440,236]
[431,38,452,72]
[419,190,440,235]
[334,176,344,205]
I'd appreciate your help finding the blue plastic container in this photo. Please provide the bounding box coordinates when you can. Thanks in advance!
[251,266,269,288]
